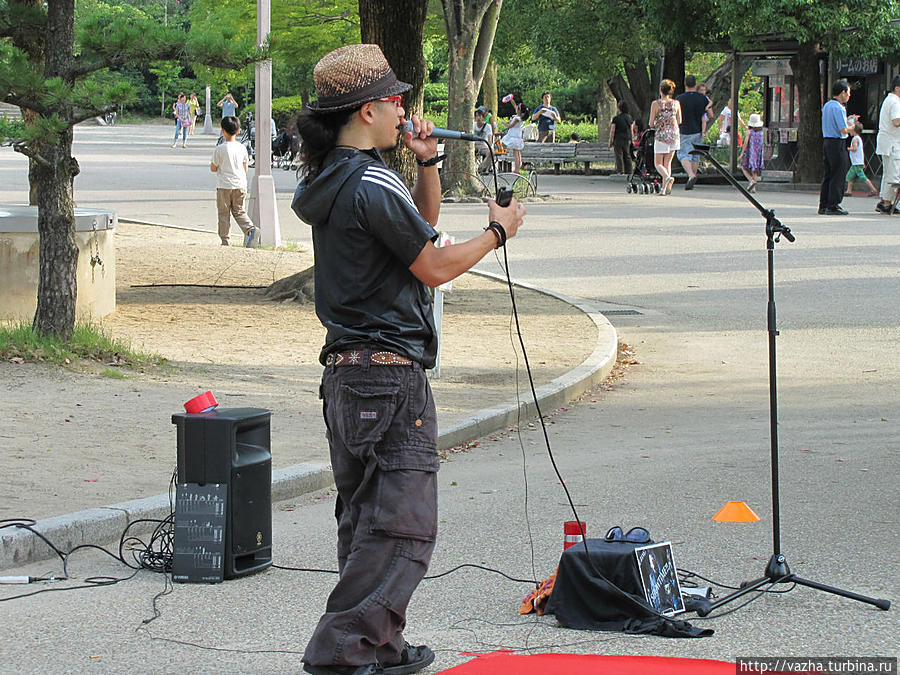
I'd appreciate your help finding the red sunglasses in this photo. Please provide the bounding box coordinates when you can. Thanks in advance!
[378,94,403,107]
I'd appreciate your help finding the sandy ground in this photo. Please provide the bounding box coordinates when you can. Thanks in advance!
[1,223,596,521]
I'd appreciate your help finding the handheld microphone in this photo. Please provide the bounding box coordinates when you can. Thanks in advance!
[399,120,485,143]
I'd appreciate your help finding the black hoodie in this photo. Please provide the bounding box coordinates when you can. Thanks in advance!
[292,147,439,367]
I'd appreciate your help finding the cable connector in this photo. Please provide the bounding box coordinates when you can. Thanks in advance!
[0,576,33,584]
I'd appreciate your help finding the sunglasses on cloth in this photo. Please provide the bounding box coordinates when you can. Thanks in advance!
[605,526,651,543]
[378,95,403,107]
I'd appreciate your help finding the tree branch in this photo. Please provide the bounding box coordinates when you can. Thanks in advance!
[71,45,263,80]
[3,93,50,116]
[68,105,118,126]
[6,140,52,167]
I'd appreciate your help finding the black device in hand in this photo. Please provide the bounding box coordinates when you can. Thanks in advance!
[496,187,513,207]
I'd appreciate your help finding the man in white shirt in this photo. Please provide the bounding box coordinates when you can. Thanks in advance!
[473,106,493,173]
[876,75,900,214]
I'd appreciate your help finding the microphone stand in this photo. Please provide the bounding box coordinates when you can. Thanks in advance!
[688,145,891,616]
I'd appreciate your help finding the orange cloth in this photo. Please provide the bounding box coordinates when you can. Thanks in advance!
[518,569,557,615]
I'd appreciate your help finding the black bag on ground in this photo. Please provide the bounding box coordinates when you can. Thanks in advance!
[545,538,713,638]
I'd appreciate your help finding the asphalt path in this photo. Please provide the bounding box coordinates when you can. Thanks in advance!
[1,123,898,672]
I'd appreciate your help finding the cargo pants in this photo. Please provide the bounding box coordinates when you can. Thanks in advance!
[303,355,439,668]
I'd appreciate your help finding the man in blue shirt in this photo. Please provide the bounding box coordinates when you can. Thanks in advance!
[819,79,857,215]
[217,92,238,119]
[531,92,561,143]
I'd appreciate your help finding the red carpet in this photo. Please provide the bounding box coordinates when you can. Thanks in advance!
[438,650,790,674]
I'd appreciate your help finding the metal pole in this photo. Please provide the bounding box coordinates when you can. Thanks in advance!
[730,52,740,174]
[203,84,214,135]
[246,0,281,247]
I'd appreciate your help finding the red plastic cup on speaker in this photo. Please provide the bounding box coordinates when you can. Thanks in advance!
[564,521,586,550]
[184,390,218,414]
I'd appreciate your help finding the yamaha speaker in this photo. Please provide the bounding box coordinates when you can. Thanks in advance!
[172,408,272,579]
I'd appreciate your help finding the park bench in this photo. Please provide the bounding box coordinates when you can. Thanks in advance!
[573,143,616,174]
[510,142,616,174]
[519,142,577,174]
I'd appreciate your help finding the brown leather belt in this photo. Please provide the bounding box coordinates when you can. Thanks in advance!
[325,348,413,367]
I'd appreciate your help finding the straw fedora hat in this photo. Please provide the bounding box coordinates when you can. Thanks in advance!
[747,113,764,128]
[307,44,411,112]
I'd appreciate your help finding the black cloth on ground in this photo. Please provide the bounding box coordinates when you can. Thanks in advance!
[545,538,713,638]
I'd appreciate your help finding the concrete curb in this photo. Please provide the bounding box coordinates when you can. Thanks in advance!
[1,464,334,570]
[1,274,617,570]
[437,269,618,450]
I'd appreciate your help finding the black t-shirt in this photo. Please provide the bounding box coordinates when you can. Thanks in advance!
[676,91,708,135]
[611,113,633,143]
[291,148,439,367]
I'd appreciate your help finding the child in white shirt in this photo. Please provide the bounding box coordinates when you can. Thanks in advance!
[211,116,257,246]
[845,123,878,197]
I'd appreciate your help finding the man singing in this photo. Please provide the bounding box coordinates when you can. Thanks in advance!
[292,44,525,675]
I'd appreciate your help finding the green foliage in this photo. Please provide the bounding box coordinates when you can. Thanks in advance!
[686,52,727,82]
[423,109,448,128]
[424,35,449,82]
[495,47,569,115]
[247,94,305,127]
[0,0,268,151]
[424,82,448,112]
[271,95,304,127]
[268,0,359,100]
[555,120,599,142]
[718,0,900,57]
[0,321,166,370]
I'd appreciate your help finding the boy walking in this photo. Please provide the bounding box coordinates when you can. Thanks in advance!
[210,116,257,247]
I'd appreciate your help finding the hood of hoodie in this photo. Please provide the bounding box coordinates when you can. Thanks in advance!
[291,147,382,227]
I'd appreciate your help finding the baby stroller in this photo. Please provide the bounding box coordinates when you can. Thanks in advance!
[627,128,661,194]
[272,129,295,169]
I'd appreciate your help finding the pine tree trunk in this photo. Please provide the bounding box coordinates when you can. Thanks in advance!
[795,41,823,184]
[360,0,428,185]
[32,0,80,339]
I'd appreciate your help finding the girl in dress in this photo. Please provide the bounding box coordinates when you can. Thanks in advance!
[738,113,765,192]
[502,103,529,173]
[188,93,201,135]
[648,79,681,195]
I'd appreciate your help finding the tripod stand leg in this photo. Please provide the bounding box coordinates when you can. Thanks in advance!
[695,575,776,616]
[790,575,891,611]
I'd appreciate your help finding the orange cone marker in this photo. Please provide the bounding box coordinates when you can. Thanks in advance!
[712,501,760,522]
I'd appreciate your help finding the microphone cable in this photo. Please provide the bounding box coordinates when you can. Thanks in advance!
[484,150,677,623]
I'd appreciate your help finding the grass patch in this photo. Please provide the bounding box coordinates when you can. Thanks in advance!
[0,321,167,371]
[101,367,127,379]
[275,240,308,253]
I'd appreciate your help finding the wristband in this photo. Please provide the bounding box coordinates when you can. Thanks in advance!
[485,221,507,249]
[416,153,445,167]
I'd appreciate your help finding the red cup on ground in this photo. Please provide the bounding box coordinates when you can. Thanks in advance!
[184,390,218,413]
[564,521,587,550]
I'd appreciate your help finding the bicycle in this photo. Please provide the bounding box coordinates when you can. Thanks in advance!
[440,170,501,200]
[500,163,537,199]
